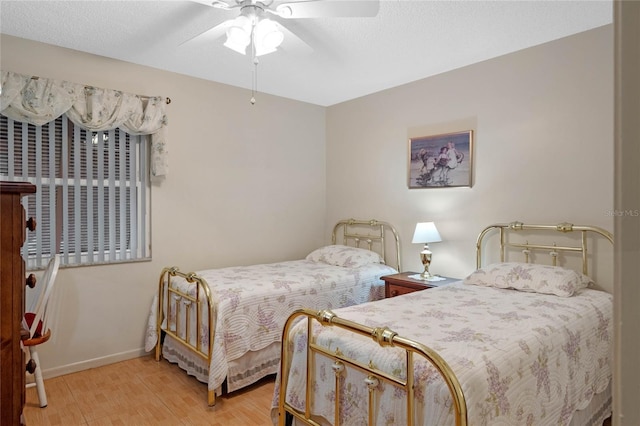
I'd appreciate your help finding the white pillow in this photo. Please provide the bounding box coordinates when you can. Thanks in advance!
[463,262,592,297]
[306,245,384,268]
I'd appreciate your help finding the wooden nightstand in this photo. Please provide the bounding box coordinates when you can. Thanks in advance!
[382,272,459,298]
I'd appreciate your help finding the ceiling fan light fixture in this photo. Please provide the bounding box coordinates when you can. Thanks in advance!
[224,34,249,54]
[253,18,284,56]
[224,15,252,54]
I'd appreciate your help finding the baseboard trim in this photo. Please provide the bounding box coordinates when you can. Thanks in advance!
[40,348,148,380]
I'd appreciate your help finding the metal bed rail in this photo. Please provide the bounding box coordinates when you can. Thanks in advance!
[155,266,217,405]
[278,308,467,426]
[476,221,614,276]
[332,218,402,272]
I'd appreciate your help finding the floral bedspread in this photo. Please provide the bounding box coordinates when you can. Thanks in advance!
[145,259,396,392]
[272,282,612,426]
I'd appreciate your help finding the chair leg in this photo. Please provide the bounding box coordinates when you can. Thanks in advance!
[28,346,47,408]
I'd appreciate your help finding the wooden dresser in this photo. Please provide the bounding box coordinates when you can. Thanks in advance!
[1,181,36,425]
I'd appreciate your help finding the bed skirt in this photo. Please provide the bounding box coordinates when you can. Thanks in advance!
[161,335,281,394]
[569,380,612,426]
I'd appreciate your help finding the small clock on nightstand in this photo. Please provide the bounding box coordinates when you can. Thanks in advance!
[381,272,459,298]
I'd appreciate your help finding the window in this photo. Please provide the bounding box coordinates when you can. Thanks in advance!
[0,114,151,269]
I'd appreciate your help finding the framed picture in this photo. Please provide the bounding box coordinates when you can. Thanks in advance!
[408,130,473,188]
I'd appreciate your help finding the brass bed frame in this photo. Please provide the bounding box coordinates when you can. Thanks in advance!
[154,218,401,406]
[277,221,613,426]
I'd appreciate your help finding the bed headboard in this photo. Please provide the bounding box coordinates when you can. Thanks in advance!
[476,221,614,290]
[332,218,402,272]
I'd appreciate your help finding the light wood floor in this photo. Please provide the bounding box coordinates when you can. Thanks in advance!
[23,355,613,426]
[23,354,275,425]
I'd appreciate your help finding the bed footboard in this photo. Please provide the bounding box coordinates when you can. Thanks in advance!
[155,267,217,405]
[278,308,468,426]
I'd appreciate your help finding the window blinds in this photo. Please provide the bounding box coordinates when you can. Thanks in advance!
[0,114,150,269]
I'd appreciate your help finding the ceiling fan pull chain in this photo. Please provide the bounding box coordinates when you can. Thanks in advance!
[250,42,258,105]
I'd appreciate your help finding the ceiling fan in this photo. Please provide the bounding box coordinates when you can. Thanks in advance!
[187,0,380,57]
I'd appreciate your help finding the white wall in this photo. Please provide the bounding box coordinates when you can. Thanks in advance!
[0,35,327,376]
[326,26,614,287]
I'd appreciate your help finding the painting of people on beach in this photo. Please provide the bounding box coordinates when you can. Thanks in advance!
[408,130,473,188]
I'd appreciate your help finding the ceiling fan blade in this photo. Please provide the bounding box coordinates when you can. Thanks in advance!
[188,0,237,10]
[275,0,379,19]
[180,0,241,46]
[276,22,313,55]
[179,20,231,46]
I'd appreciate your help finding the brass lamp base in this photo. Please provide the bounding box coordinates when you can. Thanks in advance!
[419,270,435,280]
[419,244,435,281]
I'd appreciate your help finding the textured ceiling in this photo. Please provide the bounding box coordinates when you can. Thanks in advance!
[0,0,613,106]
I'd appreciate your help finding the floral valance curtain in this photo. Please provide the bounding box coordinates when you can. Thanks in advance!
[0,70,168,180]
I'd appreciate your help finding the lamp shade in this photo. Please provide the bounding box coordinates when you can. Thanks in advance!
[412,222,442,244]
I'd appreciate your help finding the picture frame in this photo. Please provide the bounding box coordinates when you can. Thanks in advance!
[408,130,473,188]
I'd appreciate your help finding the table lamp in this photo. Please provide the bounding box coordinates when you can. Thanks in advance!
[412,222,442,281]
